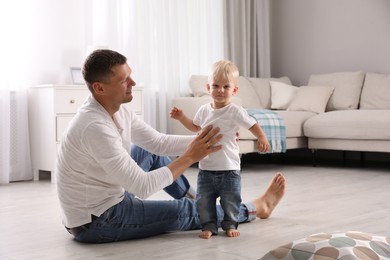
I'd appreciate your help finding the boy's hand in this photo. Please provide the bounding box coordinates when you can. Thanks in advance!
[170,106,184,120]
[257,135,270,153]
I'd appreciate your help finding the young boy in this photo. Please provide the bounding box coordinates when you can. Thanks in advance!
[170,60,270,239]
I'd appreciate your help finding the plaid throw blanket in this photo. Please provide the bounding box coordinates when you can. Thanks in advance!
[246,109,286,153]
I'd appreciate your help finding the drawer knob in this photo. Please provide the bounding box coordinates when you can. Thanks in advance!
[69,99,75,104]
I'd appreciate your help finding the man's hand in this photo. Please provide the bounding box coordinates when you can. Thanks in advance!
[167,125,223,180]
[184,125,223,162]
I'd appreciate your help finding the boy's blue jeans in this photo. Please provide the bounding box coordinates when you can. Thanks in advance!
[197,170,242,235]
[72,145,256,243]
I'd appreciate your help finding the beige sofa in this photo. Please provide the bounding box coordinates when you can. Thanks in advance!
[170,71,390,157]
[304,72,390,154]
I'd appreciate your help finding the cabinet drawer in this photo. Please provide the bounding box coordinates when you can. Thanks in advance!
[55,89,90,113]
[56,116,74,142]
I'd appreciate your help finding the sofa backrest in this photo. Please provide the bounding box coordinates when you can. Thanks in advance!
[360,73,390,110]
[235,77,262,108]
[308,71,365,111]
[189,75,291,109]
[247,76,291,109]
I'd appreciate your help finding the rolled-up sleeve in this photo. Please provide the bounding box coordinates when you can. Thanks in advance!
[130,116,195,156]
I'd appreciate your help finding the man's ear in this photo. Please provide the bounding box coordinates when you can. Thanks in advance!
[92,82,104,95]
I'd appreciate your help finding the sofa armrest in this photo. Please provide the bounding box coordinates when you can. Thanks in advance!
[169,96,242,135]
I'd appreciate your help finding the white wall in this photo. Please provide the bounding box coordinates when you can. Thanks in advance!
[24,0,86,86]
[270,0,390,85]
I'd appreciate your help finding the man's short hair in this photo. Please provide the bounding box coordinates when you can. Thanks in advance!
[82,49,127,91]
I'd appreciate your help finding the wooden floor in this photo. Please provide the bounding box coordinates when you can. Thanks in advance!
[1,158,390,259]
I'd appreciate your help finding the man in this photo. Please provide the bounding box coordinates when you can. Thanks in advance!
[56,49,286,243]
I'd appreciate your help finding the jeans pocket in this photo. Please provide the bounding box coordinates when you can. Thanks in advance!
[97,205,121,227]
[227,170,240,177]
[225,171,241,192]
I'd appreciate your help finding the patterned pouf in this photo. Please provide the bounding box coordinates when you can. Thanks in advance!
[260,231,390,260]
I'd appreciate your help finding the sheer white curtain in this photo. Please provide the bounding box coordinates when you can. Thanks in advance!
[223,0,271,77]
[84,0,224,132]
[0,1,33,183]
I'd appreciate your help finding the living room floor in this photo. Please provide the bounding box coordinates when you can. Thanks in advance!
[1,154,390,260]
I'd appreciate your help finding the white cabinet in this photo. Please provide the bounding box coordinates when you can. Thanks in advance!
[28,85,144,182]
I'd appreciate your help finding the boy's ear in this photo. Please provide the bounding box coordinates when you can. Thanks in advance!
[232,85,238,95]
[206,83,211,92]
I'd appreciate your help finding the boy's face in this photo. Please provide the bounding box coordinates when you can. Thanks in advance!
[207,77,238,108]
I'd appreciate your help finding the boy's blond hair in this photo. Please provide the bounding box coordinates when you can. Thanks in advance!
[208,60,239,85]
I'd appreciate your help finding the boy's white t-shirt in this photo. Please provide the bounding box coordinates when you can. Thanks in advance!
[193,102,256,171]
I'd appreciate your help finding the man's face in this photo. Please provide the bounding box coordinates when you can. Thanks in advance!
[103,63,136,104]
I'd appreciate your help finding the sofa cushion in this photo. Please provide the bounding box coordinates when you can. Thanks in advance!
[248,76,292,109]
[287,86,334,114]
[236,77,262,108]
[360,73,390,109]
[277,111,317,137]
[304,110,390,140]
[308,71,365,111]
[270,81,298,110]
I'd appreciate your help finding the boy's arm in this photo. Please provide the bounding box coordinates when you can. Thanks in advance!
[249,123,270,153]
[178,115,201,132]
[170,107,201,132]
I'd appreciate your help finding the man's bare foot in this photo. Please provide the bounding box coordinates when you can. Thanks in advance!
[226,229,240,237]
[199,230,213,239]
[252,172,286,219]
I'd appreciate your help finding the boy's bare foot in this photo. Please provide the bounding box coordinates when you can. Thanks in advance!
[199,230,213,239]
[226,229,240,237]
[253,172,286,219]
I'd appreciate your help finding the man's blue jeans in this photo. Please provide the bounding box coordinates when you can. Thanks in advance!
[130,145,192,199]
[73,146,256,243]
